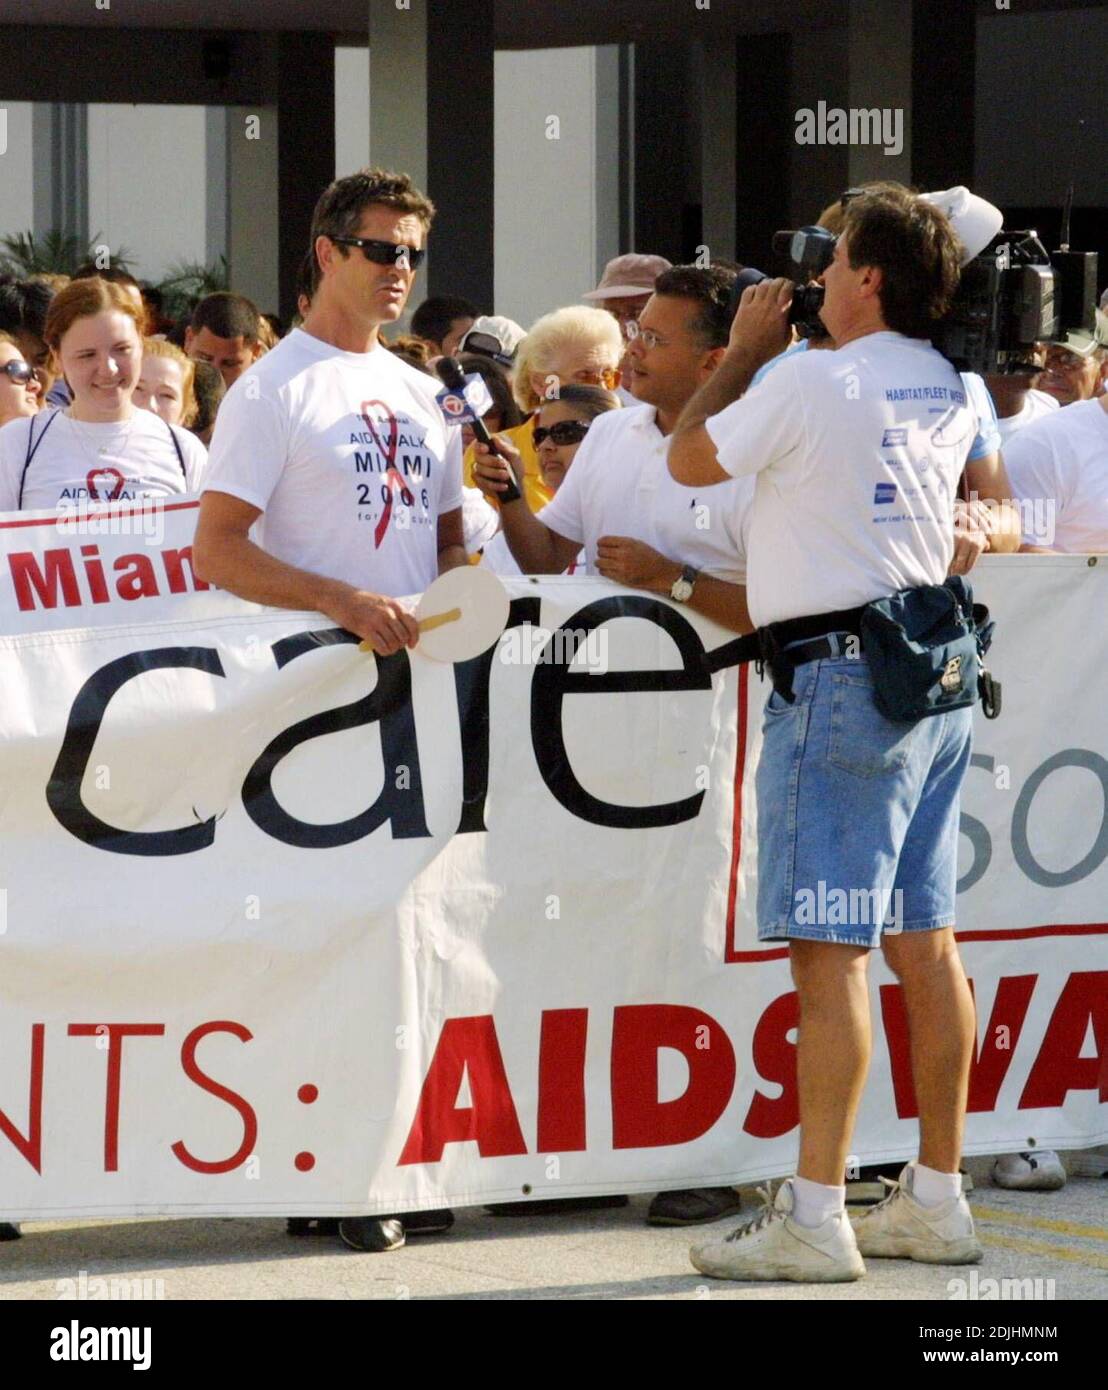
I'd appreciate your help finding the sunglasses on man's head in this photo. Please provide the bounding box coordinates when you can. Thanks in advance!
[463,331,515,366]
[533,419,592,447]
[1,360,35,386]
[329,236,426,270]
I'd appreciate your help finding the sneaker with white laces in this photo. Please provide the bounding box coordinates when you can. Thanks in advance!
[690,1179,865,1283]
[851,1164,982,1264]
[991,1150,1066,1191]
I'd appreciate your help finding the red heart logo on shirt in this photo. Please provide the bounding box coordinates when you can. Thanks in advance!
[87,467,125,501]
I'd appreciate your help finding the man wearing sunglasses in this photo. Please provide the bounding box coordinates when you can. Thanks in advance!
[194,169,466,1256]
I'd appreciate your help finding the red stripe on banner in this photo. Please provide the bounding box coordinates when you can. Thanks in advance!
[0,500,200,530]
[724,664,751,962]
[956,922,1108,942]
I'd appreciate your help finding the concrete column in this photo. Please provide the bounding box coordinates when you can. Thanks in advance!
[699,41,737,262]
[33,103,88,246]
[226,105,280,315]
[367,0,494,310]
[847,0,912,187]
[205,107,229,272]
[911,0,975,190]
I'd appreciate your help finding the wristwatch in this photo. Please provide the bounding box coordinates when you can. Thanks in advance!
[670,565,700,603]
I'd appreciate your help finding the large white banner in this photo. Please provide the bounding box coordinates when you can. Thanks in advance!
[0,502,1104,1219]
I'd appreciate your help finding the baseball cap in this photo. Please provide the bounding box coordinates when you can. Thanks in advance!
[920,186,1004,266]
[459,315,526,363]
[583,253,672,302]
[1043,308,1108,357]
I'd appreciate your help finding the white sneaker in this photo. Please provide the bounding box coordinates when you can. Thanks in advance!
[851,1164,982,1264]
[690,1179,865,1283]
[1066,1147,1108,1179]
[991,1149,1066,1191]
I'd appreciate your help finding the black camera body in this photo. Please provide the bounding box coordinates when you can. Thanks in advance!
[772,226,834,337]
[933,233,1097,375]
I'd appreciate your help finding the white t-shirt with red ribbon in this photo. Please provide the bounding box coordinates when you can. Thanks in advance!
[202,327,463,598]
[0,407,206,511]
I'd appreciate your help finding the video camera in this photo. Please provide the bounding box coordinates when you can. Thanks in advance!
[748,218,1099,376]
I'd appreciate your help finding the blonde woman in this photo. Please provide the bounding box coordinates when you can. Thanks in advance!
[462,304,622,513]
[134,337,199,429]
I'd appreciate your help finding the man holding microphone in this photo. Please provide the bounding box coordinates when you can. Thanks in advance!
[668,187,985,1282]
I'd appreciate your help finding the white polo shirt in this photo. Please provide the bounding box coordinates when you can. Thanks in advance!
[202,327,463,598]
[1003,398,1108,551]
[995,388,1058,446]
[538,403,753,581]
[703,331,976,626]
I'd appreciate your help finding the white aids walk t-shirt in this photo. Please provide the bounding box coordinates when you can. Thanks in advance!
[203,328,463,597]
[538,403,753,581]
[0,407,207,511]
[705,331,976,627]
[1003,398,1108,552]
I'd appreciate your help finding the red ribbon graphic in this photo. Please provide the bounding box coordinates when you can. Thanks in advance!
[360,400,406,549]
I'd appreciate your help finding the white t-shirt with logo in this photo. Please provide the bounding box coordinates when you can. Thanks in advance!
[202,327,463,597]
[703,331,976,626]
[1002,398,1108,552]
[538,403,753,581]
[0,407,206,511]
[995,388,1058,446]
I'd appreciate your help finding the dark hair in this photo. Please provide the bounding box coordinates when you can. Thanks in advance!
[456,352,523,430]
[0,278,54,339]
[653,265,739,349]
[189,291,262,344]
[411,295,479,346]
[535,383,621,422]
[310,167,436,275]
[843,188,963,337]
[189,360,226,435]
[261,312,285,341]
[73,262,141,290]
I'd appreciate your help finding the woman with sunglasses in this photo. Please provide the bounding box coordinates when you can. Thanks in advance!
[462,305,624,516]
[479,385,620,575]
[0,332,42,430]
[0,278,207,512]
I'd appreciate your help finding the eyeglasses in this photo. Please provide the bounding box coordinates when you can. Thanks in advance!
[329,236,426,270]
[463,331,515,366]
[1,360,35,386]
[533,419,592,447]
[1041,348,1091,373]
[623,321,668,350]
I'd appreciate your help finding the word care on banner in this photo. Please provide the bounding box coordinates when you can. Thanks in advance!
[0,503,1104,1218]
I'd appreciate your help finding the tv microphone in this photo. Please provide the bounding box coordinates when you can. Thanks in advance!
[434,356,522,503]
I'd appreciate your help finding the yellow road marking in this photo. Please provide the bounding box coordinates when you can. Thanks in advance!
[972,1205,1108,1243]
[981,1232,1108,1270]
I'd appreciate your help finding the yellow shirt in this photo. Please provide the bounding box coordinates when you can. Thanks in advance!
[463,417,552,514]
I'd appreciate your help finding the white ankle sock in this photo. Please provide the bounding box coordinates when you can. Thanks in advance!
[791,1175,845,1228]
[911,1161,961,1207]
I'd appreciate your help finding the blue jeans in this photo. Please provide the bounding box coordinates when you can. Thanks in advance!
[755,653,973,949]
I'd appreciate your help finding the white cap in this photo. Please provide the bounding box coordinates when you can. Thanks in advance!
[459,315,527,360]
[920,186,1004,266]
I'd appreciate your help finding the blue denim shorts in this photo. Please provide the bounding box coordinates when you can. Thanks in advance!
[755,652,973,949]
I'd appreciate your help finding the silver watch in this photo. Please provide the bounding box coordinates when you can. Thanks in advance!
[670,565,699,603]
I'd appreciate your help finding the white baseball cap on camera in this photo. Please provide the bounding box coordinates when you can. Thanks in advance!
[920,186,1004,267]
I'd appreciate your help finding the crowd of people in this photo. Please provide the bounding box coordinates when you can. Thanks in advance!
[0,166,1104,1272]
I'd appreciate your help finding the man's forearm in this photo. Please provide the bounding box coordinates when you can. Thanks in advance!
[437,544,468,573]
[673,346,763,441]
[687,576,753,634]
[195,531,352,619]
[499,498,574,573]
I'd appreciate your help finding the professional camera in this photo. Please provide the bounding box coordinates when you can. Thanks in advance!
[725,227,834,339]
[931,232,1097,375]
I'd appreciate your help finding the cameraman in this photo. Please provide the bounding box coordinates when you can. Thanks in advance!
[669,188,983,1283]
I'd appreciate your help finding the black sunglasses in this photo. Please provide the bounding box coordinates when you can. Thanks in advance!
[533,419,592,447]
[1,359,35,386]
[329,235,426,269]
